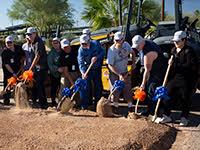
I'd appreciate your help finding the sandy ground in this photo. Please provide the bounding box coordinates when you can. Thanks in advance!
[0,67,199,149]
[0,106,177,150]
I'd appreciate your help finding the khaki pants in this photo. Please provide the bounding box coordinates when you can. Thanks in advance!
[109,73,132,106]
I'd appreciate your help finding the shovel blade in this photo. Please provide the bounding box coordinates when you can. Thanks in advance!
[96,97,113,117]
[59,97,74,113]
[147,114,157,122]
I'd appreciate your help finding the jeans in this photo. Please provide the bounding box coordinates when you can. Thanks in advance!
[79,68,103,109]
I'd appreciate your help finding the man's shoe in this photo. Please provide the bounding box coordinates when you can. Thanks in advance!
[180,117,189,126]
[52,100,58,107]
[3,99,10,105]
[112,106,119,114]
[159,114,172,123]
[140,110,150,117]
[40,103,49,109]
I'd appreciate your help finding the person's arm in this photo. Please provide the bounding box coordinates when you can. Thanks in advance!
[29,52,40,70]
[130,50,136,72]
[63,67,74,85]
[19,46,25,70]
[4,64,16,76]
[140,51,157,90]
[96,42,105,61]
[2,51,16,76]
[77,47,87,74]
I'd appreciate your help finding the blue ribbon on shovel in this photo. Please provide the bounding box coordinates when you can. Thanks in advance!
[113,80,125,92]
[72,78,87,93]
[61,78,87,97]
[61,87,73,97]
[152,86,170,102]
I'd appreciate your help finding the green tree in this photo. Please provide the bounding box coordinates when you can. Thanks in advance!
[8,0,74,36]
[82,0,161,30]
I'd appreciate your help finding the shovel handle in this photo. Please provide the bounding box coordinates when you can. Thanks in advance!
[153,55,173,120]
[84,61,95,77]
[135,99,140,114]
[108,87,118,101]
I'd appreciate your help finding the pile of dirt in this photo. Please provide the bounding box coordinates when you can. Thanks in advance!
[0,107,177,150]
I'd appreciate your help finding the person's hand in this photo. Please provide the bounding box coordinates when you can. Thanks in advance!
[115,43,122,49]
[57,67,63,73]
[82,73,88,79]
[119,74,125,81]
[140,84,145,90]
[91,57,97,63]
[168,56,173,65]
[12,73,17,78]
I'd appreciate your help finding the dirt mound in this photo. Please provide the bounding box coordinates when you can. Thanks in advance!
[0,107,177,150]
[96,97,113,117]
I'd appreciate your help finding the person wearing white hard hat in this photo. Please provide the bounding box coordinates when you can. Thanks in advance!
[156,31,198,126]
[107,31,135,114]
[1,35,25,105]
[131,34,168,116]
[47,37,62,106]
[77,34,104,109]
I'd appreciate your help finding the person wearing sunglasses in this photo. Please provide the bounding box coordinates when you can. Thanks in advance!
[77,34,104,110]
[107,31,135,114]
[47,37,62,107]
[156,31,199,126]
[1,36,25,105]
[25,27,48,109]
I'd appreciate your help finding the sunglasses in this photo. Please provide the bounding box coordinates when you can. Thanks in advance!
[6,41,13,44]
[81,43,88,46]
[27,33,32,36]
[174,40,182,43]
[53,42,59,44]
[115,39,123,43]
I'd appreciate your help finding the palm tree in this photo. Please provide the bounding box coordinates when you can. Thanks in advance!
[82,0,161,30]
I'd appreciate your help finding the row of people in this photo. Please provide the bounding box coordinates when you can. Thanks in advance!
[1,27,198,126]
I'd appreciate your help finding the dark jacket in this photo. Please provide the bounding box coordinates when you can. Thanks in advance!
[169,45,198,88]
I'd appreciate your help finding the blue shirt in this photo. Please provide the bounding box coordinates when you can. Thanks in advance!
[77,40,104,73]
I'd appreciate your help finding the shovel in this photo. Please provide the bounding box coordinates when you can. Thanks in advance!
[96,87,118,117]
[0,67,24,98]
[149,55,173,122]
[96,80,125,117]
[14,70,34,109]
[57,61,95,113]
[127,88,146,119]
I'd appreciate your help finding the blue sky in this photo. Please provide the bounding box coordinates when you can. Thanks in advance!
[0,0,200,29]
